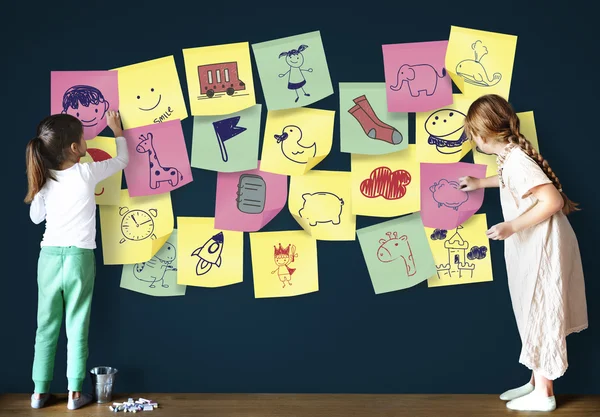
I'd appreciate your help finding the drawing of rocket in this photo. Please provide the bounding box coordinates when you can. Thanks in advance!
[191,232,224,275]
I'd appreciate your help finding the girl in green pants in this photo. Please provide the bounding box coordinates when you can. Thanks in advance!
[25,111,128,410]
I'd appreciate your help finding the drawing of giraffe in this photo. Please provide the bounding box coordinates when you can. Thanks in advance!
[377,231,417,277]
[136,132,183,190]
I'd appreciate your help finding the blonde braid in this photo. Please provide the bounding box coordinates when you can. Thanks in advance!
[507,116,579,215]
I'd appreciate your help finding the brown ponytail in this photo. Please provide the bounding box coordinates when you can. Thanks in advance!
[24,114,83,203]
[465,94,579,215]
[25,137,54,203]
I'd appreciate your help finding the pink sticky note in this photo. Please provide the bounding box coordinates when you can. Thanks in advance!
[420,162,486,230]
[215,162,287,232]
[123,119,193,197]
[383,41,452,113]
[50,71,119,140]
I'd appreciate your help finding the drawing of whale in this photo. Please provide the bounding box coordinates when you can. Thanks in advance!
[191,232,224,275]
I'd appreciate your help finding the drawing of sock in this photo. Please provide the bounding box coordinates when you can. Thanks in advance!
[348,103,403,145]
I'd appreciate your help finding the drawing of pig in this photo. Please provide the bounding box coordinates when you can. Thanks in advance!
[429,179,469,210]
[299,192,344,226]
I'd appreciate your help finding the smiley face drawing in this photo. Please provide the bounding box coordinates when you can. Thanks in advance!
[114,56,188,129]
[61,85,109,128]
[137,87,162,111]
[273,125,317,164]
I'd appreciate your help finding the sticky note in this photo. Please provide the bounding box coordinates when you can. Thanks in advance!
[79,136,121,205]
[182,42,256,115]
[339,82,409,155]
[50,71,119,140]
[420,162,486,230]
[250,230,318,298]
[176,217,243,288]
[120,229,186,296]
[425,214,493,287]
[191,104,262,172]
[446,26,518,99]
[252,31,333,110]
[260,108,335,176]
[289,170,355,241]
[113,56,188,129]
[357,213,437,294]
[123,119,192,197]
[382,41,453,113]
[351,145,420,217]
[100,190,174,265]
[214,161,287,232]
[415,93,474,163]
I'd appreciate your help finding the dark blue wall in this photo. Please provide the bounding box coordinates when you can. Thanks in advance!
[2,1,598,395]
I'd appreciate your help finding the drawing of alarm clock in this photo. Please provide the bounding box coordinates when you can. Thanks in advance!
[118,206,158,244]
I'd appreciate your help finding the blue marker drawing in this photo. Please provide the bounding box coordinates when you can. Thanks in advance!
[212,116,247,162]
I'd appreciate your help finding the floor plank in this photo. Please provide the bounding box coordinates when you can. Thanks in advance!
[1,394,599,416]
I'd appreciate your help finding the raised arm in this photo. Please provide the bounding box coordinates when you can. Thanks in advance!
[87,111,129,184]
[509,183,564,233]
[87,136,129,184]
[458,175,499,191]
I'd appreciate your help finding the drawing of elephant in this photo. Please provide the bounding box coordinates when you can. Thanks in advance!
[390,64,447,97]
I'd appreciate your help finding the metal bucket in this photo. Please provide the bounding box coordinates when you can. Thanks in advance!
[89,366,118,403]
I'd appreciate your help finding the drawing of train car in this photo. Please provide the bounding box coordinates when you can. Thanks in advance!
[197,62,246,98]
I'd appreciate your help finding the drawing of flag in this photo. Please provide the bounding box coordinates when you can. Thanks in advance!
[213,116,247,162]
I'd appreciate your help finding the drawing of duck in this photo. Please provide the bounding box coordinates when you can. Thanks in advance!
[274,125,317,164]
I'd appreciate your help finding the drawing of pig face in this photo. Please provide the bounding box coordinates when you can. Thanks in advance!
[430,179,469,210]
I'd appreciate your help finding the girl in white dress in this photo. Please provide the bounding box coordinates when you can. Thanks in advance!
[459,94,588,412]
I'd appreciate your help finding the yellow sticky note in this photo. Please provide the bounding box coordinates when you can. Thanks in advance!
[113,56,188,129]
[79,136,121,205]
[260,108,335,175]
[415,94,474,163]
[176,217,243,288]
[250,231,318,298]
[473,111,540,176]
[289,170,355,241]
[100,189,174,265]
[183,42,255,116]
[425,213,492,287]
[351,145,420,217]
[446,26,517,100]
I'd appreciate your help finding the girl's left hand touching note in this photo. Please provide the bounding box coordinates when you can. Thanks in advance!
[486,222,515,240]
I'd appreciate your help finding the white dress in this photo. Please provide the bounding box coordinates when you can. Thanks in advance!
[497,144,588,380]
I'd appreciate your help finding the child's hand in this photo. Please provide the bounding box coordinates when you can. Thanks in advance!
[486,222,515,240]
[106,110,123,137]
[458,176,480,192]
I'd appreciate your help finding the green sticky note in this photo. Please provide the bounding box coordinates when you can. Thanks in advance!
[252,31,333,110]
[340,83,409,155]
[120,229,186,297]
[191,104,262,172]
[356,213,437,294]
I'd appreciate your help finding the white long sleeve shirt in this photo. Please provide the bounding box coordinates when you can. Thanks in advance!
[30,136,129,249]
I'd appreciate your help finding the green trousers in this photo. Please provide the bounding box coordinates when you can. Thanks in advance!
[32,246,96,393]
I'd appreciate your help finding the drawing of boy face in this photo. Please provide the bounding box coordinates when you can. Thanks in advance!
[61,85,110,128]
[275,255,288,266]
[286,53,304,68]
[65,101,108,127]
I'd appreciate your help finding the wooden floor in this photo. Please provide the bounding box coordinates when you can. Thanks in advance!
[1,393,599,416]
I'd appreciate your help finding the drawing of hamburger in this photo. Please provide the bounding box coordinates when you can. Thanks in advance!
[424,109,468,154]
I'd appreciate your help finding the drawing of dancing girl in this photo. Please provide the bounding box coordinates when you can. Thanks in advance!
[278,44,313,103]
